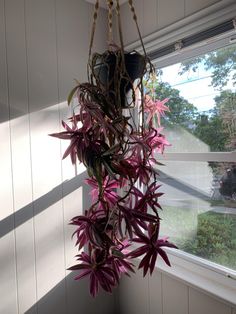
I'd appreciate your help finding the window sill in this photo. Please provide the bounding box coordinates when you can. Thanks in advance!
[154,248,236,307]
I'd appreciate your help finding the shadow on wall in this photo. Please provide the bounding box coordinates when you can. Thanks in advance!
[24,272,118,314]
[0,171,87,239]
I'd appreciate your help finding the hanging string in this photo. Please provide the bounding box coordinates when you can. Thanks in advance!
[115,0,125,53]
[106,0,113,48]
[88,0,99,62]
[87,0,99,81]
[128,0,147,58]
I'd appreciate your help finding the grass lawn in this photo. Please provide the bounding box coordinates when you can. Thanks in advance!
[159,205,236,270]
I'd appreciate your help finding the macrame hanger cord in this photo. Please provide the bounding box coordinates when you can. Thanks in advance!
[88,0,99,79]
[127,0,147,133]
[116,0,125,56]
[107,0,113,48]
[128,0,147,58]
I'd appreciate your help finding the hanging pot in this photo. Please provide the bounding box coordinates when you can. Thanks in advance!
[93,50,146,108]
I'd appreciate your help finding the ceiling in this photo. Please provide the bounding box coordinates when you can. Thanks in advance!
[85,0,128,9]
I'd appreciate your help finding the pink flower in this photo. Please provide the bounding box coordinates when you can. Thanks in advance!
[85,176,120,208]
[69,247,134,297]
[129,222,177,276]
[49,116,85,164]
[147,128,171,154]
[144,94,170,126]
[69,250,118,297]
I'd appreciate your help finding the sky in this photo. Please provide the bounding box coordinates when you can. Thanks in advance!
[159,61,235,112]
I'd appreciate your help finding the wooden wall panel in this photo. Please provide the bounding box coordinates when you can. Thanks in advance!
[162,275,188,314]
[0,0,113,312]
[143,0,158,37]
[25,0,66,313]
[0,1,18,313]
[189,288,232,314]
[56,0,89,103]
[119,269,149,314]
[157,0,185,29]
[119,268,235,314]
[149,270,163,314]
[4,0,37,312]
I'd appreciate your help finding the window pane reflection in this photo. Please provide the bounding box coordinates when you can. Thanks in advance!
[159,161,236,270]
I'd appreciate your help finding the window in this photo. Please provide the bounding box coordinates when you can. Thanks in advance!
[152,35,236,272]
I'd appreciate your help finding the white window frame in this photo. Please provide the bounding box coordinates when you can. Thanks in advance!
[126,0,236,305]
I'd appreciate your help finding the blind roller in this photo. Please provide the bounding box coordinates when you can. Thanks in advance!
[148,19,235,60]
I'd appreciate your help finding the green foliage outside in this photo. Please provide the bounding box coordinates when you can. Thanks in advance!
[147,44,236,152]
[152,81,198,128]
[152,81,235,152]
[160,207,236,270]
[179,44,236,89]
[178,45,236,152]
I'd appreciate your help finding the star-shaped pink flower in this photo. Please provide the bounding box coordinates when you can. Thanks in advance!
[144,95,170,126]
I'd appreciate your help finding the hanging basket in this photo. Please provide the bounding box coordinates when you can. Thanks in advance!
[92,50,146,108]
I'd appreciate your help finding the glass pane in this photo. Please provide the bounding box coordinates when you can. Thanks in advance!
[159,161,236,270]
[152,42,236,270]
[156,43,236,153]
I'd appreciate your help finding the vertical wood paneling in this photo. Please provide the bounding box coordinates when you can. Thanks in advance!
[56,0,89,103]
[189,288,232,314]
[149,270,163,314]
[143,0,158,37]
[158,0,185,29]
[5,0,37,312]
[119,0,143,46]
[162,274,188,314]
[119,269,149,314]
[0,1,18,313]
[0,0,114,312]
[56,1,97,312]
[25,0,66,313]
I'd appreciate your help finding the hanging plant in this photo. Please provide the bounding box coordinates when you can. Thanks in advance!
[50,0,176,297]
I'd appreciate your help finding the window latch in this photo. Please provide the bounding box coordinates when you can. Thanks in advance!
[174,40,183,51]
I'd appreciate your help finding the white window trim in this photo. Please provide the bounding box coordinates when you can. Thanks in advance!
[127,1,236,306]
[155,248,236,307]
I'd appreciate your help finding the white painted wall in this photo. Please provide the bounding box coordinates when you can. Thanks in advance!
[118,268,236,314]
[0,1,117,313]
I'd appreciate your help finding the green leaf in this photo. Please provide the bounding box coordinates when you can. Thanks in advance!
[103,160,116,178]
[112,249,125,258]
[102,144,120,157]
[67,85,79,105]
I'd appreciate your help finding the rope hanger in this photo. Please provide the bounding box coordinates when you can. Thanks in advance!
[88,0,147,62]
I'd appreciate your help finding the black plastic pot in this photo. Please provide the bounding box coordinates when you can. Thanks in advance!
[93,51,145,108]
